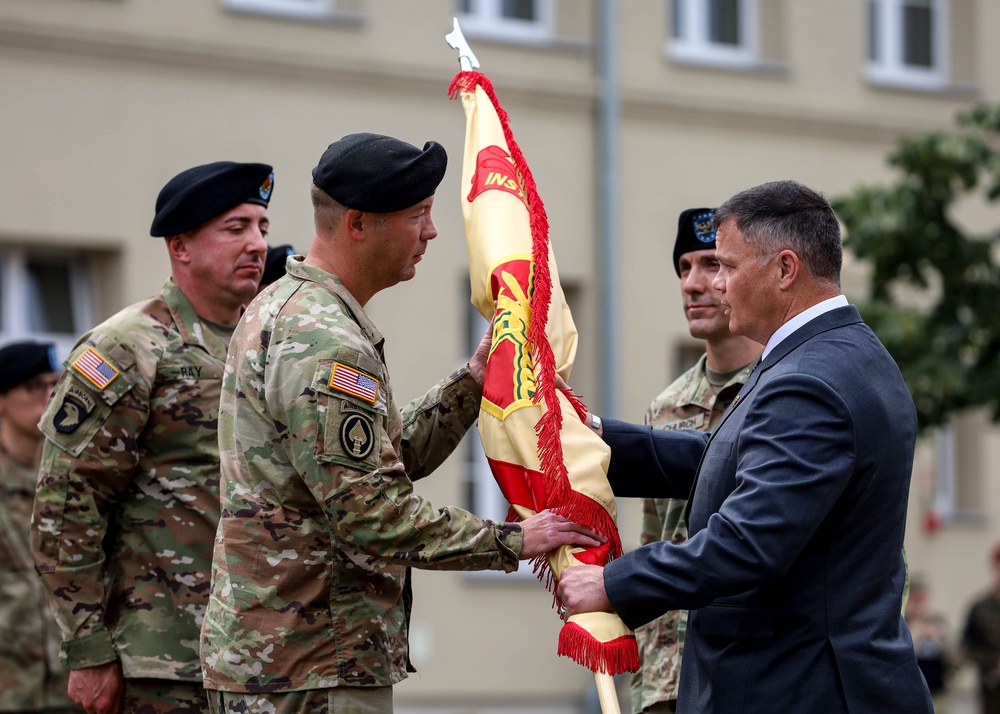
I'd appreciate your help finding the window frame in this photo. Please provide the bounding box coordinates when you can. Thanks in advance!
[0,247,94,360]
[222,0,335,21]
[867,0,949,90]
[668,0,759,68]
[457,0,555,44]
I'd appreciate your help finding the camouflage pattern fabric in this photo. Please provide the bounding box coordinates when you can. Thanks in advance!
[631,354,754,713]
[200,257,522,695]
[31,279,230,685]
[0,446,79,712]
[208,686,392,714]
[123,678,211,714]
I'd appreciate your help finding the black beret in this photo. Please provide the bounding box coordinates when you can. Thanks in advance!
[0,341,60,393]
[312,133,447,213]
[261,244,295,287]
[150,161,274,237]
[673,207,718,277]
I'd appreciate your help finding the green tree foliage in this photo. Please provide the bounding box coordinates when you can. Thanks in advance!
[833,105,1000,431]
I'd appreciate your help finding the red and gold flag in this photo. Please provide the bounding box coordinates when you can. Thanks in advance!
[450,71,639,676]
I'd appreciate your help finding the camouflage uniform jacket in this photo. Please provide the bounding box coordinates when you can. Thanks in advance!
[631,354,754,712]
[0,446,76,711]
[32,279,230,681]
[200,257,522,694]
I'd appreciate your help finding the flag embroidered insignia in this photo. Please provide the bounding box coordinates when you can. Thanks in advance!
[72,348,120,389]
[330,362,379,404]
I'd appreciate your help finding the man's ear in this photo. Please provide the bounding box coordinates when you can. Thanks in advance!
[165,234,193,265]
[344,209,367,242]
[777,249,799,289]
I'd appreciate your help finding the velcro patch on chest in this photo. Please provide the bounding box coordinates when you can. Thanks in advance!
[71,347,120,389]
[329,362,379,405]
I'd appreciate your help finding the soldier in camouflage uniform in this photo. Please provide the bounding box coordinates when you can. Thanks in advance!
[631,208,761,714]
[200,133,604,714]
[31,162,276,714]
[0,342,80,714]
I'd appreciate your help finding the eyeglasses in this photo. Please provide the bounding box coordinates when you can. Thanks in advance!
[18,376,60,397]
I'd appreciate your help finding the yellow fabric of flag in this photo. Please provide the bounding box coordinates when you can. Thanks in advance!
[450,71,639,675]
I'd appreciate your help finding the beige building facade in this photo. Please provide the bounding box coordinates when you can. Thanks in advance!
[2,0,998,710]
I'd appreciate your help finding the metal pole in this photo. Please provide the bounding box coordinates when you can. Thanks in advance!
[597,0,620,418]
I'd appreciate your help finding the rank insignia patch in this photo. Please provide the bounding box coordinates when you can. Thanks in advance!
[340,412,375,461]
[72,348,119,389]
[329,362,379,405]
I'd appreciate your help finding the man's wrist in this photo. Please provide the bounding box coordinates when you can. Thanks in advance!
[590,413,602,431]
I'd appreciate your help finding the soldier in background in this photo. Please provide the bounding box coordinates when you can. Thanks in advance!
[258,243,294,292]
[31,161,275,714]
[200,133,604,714]
[631,208,761,714]
[0,341,79,713]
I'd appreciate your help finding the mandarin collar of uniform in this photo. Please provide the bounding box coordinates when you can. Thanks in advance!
[161,278,229,359]
[673,352,756,409]
[285,256,385,352]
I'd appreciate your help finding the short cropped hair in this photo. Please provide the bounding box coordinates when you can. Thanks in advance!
[715,180,842,286]
[310,183,388,232]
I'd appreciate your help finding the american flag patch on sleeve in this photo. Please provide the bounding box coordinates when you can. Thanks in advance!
[72,347,120,389]
[329,362,379,404]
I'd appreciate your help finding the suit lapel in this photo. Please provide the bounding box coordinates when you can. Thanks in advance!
[682,305,864,515]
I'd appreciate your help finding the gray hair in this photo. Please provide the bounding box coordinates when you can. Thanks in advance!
[715,180,842,286]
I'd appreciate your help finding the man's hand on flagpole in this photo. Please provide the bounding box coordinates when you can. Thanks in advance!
[519,510,606,560]
[468,316,495,386]
[557,564,615,619]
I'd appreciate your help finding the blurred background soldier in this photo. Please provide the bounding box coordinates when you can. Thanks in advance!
[258,243,294,293]
[0,341,78,714]
[31,161,275,714]
[631,208,761,714]
[200,133,604,714]
[963,543,1000,714]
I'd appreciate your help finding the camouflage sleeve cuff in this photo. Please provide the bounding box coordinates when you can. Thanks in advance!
[62,630,118,670]
[494,521,523,573]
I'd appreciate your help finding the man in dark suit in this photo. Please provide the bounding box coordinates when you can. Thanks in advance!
[557,180,933,713]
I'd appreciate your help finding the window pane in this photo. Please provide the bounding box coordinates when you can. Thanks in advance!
[868,0,879,61]
[501,0,535,21]
[671,0,683,39]
[25,257,75,333]
[903,1,933,67]
[708,0,740,46]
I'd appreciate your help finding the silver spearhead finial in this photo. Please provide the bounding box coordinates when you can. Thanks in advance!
[446,18,480,71]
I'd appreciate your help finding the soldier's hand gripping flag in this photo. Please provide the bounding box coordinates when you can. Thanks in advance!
[449,69,639,677]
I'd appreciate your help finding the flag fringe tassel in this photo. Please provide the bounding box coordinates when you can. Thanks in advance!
[557,622,640,675]
[449,71,571,507]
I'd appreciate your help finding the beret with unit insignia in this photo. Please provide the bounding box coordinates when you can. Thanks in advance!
[0,341,59,393]
[150,161,275,237]
[673,207,717,277]
[312,133,447,213]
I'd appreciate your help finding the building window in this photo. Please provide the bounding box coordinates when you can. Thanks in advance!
[669,0,758,67]
[867,0,948,88]
[458,0,554,43]
[222,0,335,21]
[932,417,988,526]
[0,247,94,360]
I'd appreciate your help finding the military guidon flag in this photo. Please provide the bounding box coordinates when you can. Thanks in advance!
[447,25,640,685]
